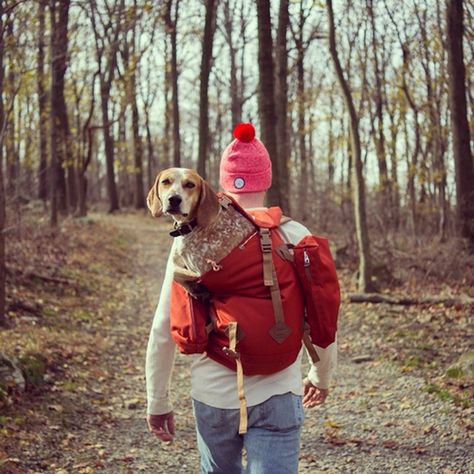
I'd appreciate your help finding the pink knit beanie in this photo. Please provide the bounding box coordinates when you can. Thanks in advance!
[219,123,272,194]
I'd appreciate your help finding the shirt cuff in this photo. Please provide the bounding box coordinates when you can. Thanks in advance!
[147,396,173,415]
[307,364,331,390]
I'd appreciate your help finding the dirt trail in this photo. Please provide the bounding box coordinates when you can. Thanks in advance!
[17,214,471,474]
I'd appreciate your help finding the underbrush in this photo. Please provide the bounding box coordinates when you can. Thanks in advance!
[319,217,474,410]
[1,204,136,412]
[326,227,474,296]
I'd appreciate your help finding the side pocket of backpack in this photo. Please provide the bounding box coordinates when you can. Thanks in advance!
[293,235,340,348]
[170,281,209,354]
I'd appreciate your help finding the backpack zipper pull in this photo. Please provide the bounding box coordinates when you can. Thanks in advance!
[303,250,312,281]
[303,250,310,267]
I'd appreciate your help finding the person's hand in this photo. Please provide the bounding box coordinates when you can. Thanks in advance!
[303,378,329,408]
[147,412,175,441]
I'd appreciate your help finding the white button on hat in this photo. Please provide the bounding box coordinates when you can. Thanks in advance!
[234,177,245,189]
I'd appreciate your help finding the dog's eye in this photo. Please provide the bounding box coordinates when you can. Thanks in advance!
[161,178,171,185]
[185,182,196,189]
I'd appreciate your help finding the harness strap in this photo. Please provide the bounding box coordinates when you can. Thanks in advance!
[222,322,248,434]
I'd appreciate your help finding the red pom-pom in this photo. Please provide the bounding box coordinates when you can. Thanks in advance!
[233,123,255,142]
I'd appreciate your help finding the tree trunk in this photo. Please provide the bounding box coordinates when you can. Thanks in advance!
[49,3,68,216]
[0,3,6,327]
[256,0,281,207]
[76,74,97,218]
[37,0,48,201]
[144,109,155,189]
[90,0,123,213]
[127,59,146,209]
[275,0,290,214]
[296,48,307,219]
[197,0,218,179]
[163,35,171,168]
[164,0,181,167]
[54,0,76,213]
[446,0,474,244]
[50,0,71,224]
[367,0,391,215]
[223,0,242,126]
[5,20,18,198]
[326,0,373,292]
[416,6,448,240]
[327,92,335,184]
[99,81,119,212]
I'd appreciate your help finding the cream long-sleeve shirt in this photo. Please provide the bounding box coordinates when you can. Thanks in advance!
[146,218,337,415]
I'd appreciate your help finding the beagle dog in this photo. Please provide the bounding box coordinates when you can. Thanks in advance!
[147,168,255,286]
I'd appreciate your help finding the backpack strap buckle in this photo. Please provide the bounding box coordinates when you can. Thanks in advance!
[222,347,240,359]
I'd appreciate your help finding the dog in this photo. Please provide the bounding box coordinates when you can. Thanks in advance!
[146,168,255,288]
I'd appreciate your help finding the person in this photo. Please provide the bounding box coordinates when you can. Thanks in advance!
[146,123,338,474]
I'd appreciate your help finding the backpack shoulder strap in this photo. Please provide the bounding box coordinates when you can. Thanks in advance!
[258,226,291,344]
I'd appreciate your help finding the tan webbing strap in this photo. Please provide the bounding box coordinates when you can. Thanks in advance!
[224,322,248,434]
[303,330,320,364]
[260,229,291,343]
[269,268,285,325]
[259,228,274,286]
[268,267,291,343]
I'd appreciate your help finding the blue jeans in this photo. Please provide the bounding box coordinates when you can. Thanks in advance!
[192,393,304,474]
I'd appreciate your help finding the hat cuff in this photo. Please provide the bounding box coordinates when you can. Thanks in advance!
[220,169,272,194]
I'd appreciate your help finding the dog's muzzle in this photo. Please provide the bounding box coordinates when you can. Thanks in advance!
[167,194,183,214]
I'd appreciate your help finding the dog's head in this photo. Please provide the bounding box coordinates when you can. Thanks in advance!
[147,168,221,227]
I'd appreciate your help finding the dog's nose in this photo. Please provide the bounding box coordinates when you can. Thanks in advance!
[169,195,182,207]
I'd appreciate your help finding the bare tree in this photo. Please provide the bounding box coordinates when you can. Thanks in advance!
[0,2,6,327]
[275,0,290,214]
[49,0,71,226]
[120,5,146,209]
[5,18,18,198]
[415,3,449,240]
[73,71,99,217]
[366,0,391,217]
[197,0,218,179]
[446,0,474,244]
[326,0,373,292]
[163,0,181,167]
[222,0,241,126]
[90,0,125,213]
[256,0,282,208]
[289,1,322,218]
[37,0,48,202]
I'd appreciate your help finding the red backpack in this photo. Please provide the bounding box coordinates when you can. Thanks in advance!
[169,195,340,374]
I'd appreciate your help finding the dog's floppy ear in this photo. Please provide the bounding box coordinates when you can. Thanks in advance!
[196,179,220,227]
[147,172,163,218]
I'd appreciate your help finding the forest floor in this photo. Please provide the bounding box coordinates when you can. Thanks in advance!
[0,207,473,474]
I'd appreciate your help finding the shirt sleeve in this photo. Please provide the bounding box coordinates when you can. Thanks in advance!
[279,220,338,389]
[145,242,177,415]
[306,339,337,389]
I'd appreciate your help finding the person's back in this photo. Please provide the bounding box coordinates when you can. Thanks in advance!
[146,123,339,473]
